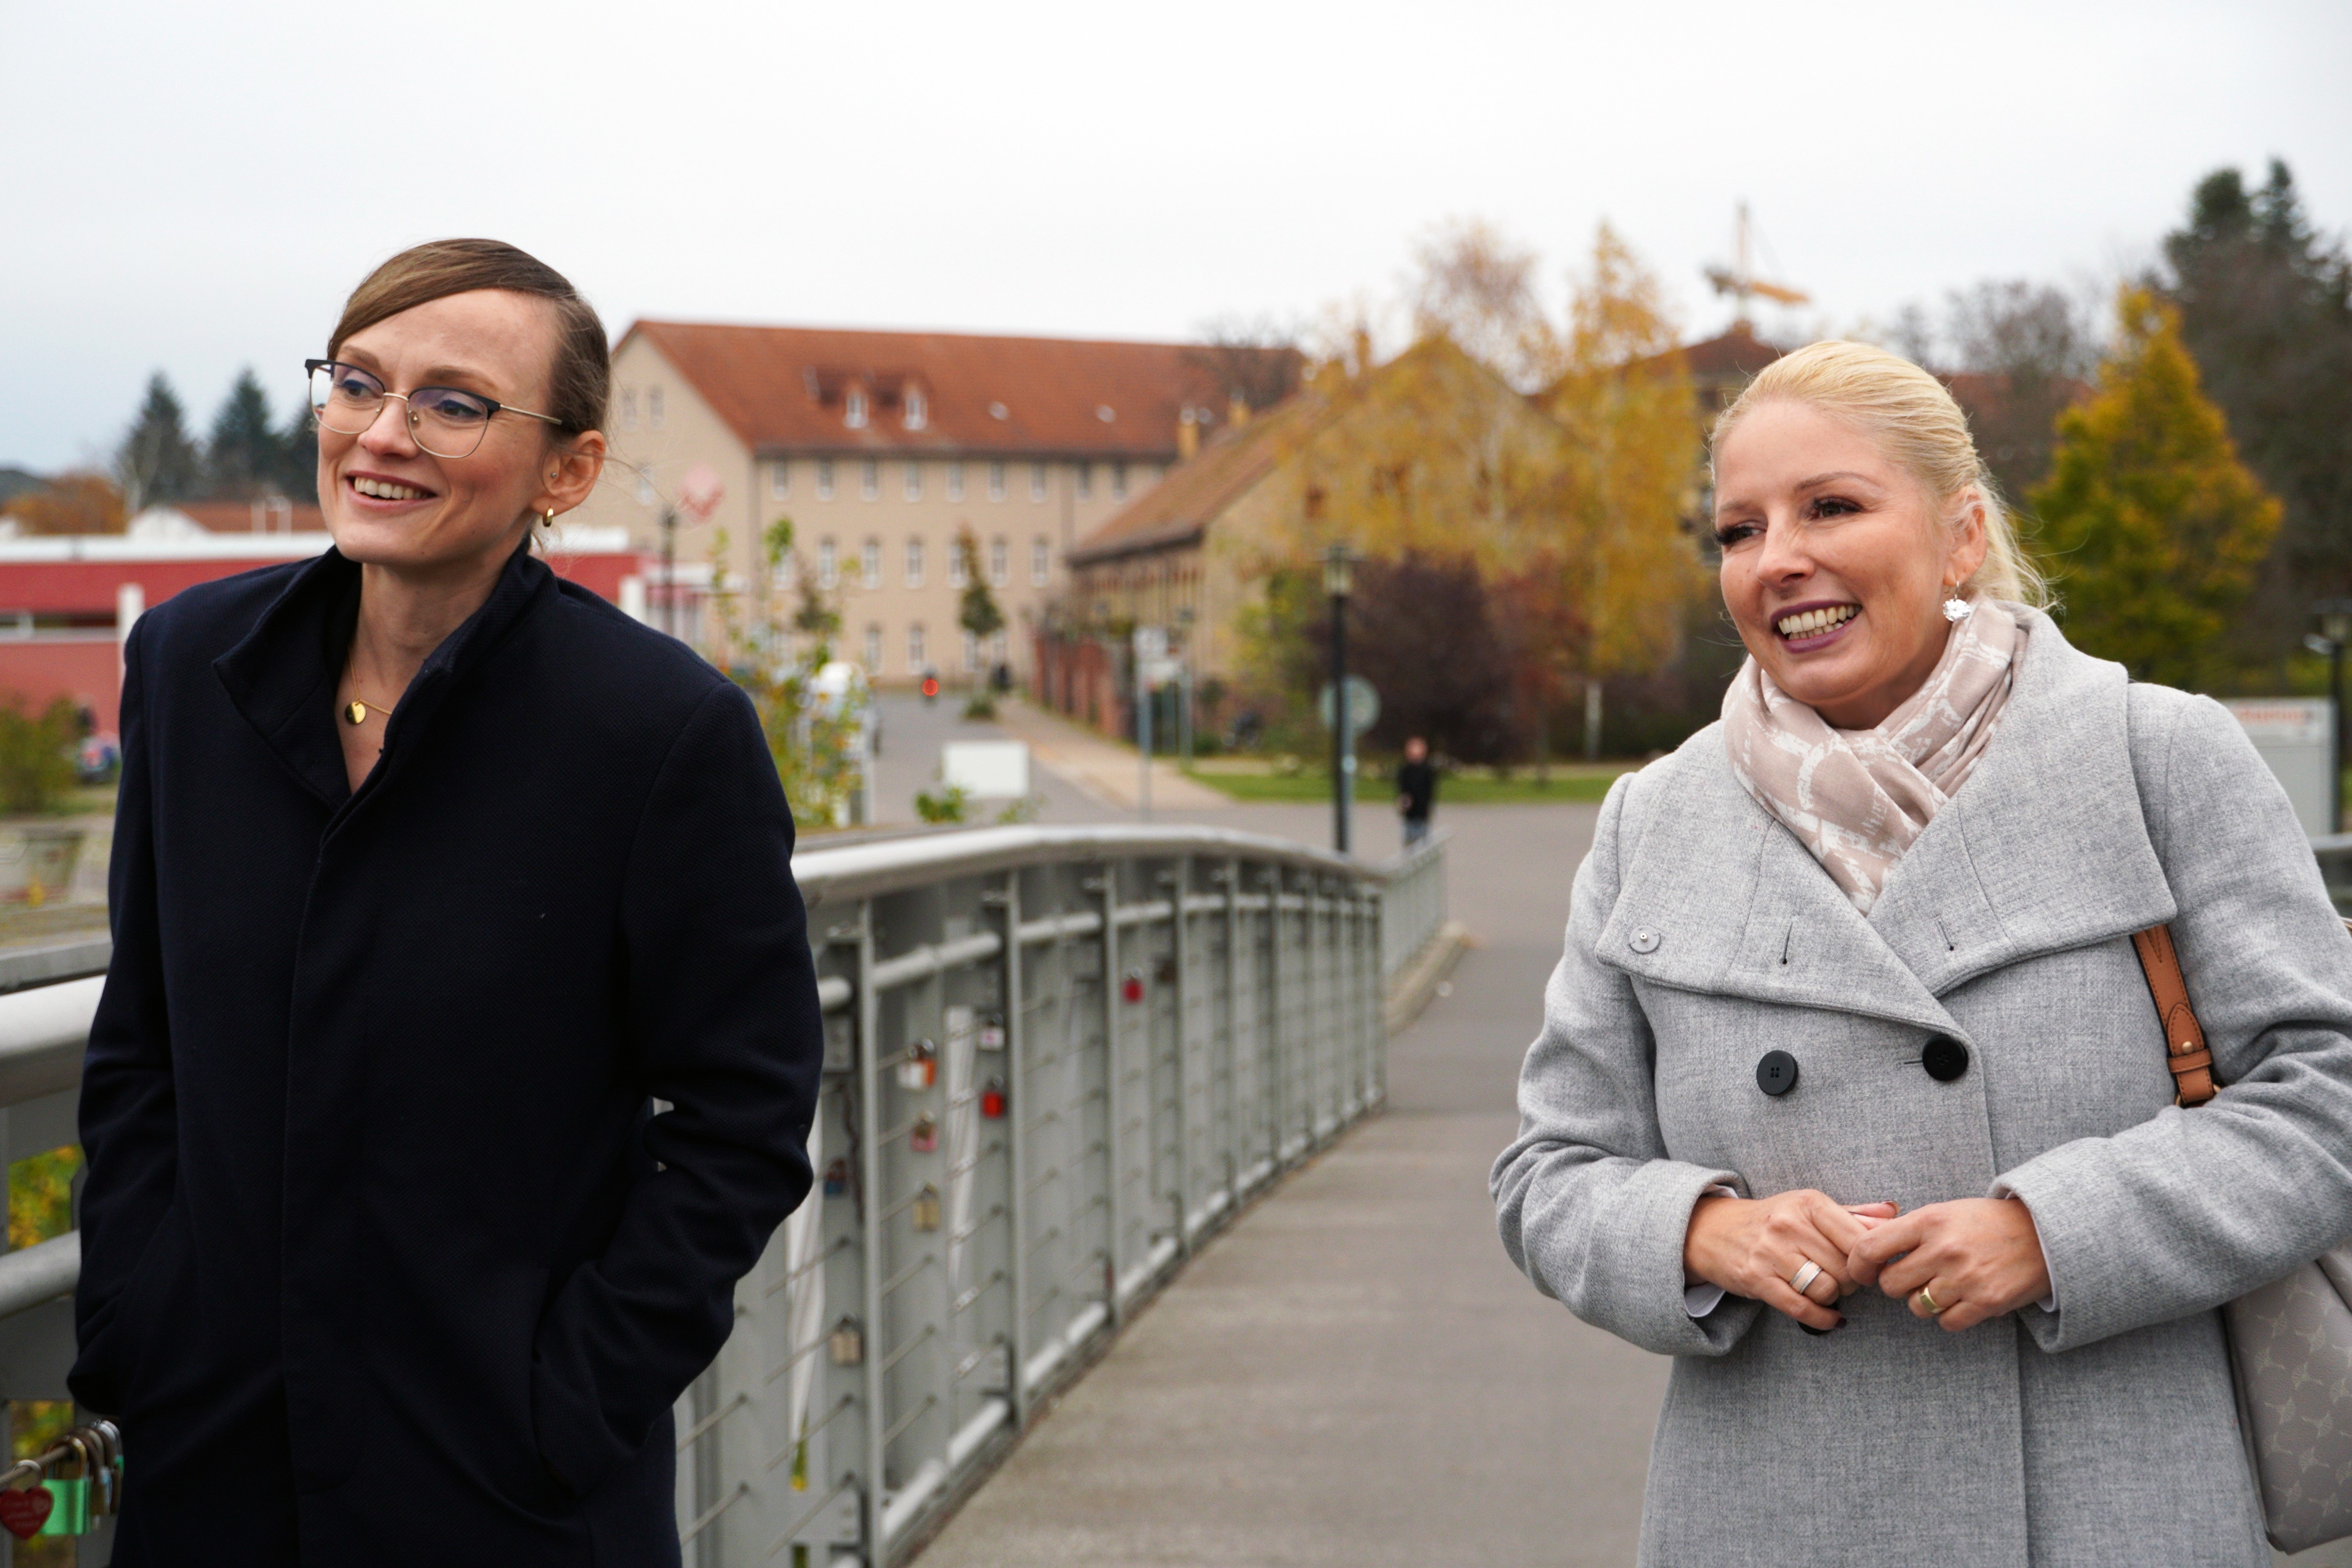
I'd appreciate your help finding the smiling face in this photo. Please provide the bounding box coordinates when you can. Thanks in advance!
[319,289,602,582]
[1713,400,1988,730]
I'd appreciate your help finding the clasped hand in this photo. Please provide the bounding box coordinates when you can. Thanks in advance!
[1683,1191,2051,1333]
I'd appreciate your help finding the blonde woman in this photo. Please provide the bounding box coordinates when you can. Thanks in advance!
[1493,341,2352,1564]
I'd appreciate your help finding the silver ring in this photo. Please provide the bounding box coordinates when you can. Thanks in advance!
[1789,1261,1823,1295]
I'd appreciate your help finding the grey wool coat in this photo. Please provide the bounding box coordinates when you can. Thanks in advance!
[1493,610,2352,1568]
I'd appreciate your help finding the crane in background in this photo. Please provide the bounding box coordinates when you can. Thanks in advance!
[1705,202,1809,327]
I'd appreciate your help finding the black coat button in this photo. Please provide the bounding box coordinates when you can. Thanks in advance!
[1922,1035,1970,1082]
[1756,1049,1799,1096]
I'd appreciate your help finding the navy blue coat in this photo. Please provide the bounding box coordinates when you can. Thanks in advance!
[69,544,824,1564]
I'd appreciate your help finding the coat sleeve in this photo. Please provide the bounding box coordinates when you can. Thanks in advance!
[69,615,181,1414]
[1996,692,2352,1353]
[530,681,825,1495]
[1491,775,1762,1356]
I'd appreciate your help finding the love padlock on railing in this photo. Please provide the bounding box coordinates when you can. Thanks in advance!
[0,1419,124,1539]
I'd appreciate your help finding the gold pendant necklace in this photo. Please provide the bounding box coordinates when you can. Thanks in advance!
[343,693,397,726]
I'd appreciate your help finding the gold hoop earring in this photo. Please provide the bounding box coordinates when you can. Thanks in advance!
[543,508,555,527]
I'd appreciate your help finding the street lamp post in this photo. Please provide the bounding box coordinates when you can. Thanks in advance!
[661,506,678,639]
[2314,600,2352,832]
[1325,545,1353,856]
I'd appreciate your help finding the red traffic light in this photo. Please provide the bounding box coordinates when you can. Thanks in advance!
[921,676,940,698]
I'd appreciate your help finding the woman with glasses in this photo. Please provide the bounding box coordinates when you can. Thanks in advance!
[69,238,826,1565]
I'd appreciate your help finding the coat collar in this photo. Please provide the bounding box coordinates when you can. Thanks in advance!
[1600,610,2173,1031]
[214,542,557,810]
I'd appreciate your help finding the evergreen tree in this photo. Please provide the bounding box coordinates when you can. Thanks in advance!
[2163,160,2352,637]
[115,373,202,513]
[205,368,286,500]
[277,401,320,502]
[2030,288,2281,689]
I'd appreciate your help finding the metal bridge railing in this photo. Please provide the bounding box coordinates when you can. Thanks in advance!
[0,825,1448,1566]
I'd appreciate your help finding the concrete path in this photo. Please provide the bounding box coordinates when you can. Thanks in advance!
[915,802,1670,1566]
[988,695,1232,812]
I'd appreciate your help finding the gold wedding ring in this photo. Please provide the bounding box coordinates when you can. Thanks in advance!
[1916,1285,1947,1315]
[1789,1261,1823,1296]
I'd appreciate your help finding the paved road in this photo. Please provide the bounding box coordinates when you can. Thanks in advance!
[915,801,1672,1566]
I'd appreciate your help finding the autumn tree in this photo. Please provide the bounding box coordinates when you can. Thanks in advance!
[4,473,127,535]
[116,373,202,513]
[2030,287,2280,688]
[1537,224,1707,757]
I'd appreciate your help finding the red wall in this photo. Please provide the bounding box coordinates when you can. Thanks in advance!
[0,546,648,732]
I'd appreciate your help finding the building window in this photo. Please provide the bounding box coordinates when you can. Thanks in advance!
[988,460,1006,502]
[817,459,836,501]
[905,536,925,587]
[908,622,926,671]
[946,462,965,502]
[777,551,797,587]
[621,389,638,429]
[904,388,927,430]
[635,466,655,505]
[904,461,923,501]
[988,630,1008,666]
[862,537,881,589]
[1074,462,1091,499]
[647,387,665,430]
[989,535,1008,588]
[864,623,882,671]
[861,458,879,501]
[818,538,837,589]
[961,630,980,673]
[845,387,868,429]
[1112,461,1128,499]
[1031,536,1050,587]
[949,542,969,589]
[770,460,789,500]
[1030,462,1048,502]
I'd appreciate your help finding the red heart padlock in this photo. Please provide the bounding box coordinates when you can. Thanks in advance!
[0,1484,54,1540]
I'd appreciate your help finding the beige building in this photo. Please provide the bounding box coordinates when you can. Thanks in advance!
[572,322,1297,682]
[1044,338,1563,733]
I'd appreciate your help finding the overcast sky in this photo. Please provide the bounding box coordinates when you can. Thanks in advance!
[4,0,2345,473]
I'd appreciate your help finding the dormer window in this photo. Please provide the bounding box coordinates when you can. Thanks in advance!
[904,388,927,430]
[845,387,868,429]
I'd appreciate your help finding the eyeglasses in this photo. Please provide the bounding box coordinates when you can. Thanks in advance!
[305,359,563,460]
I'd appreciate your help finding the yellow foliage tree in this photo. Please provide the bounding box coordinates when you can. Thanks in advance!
[1524,226,1712,752]
[2030,288,2281,689]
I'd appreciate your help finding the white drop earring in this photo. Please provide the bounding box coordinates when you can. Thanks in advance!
[1942,591,1972,622]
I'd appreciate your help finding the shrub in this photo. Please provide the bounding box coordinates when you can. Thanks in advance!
[0,697,78,814]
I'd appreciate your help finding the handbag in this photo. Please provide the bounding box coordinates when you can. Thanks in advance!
[2133,922,2352,1553]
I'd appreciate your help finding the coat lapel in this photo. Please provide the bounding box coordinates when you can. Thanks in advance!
[1599,736,1960,1035]
[213,542,558,816]
[1866,610,2175,995]
[1599,610,2173,1028]
[212,549,363,810]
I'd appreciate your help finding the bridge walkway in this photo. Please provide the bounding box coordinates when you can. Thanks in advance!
[915,802,1668,1566]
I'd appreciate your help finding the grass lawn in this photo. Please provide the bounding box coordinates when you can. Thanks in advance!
[1183,763,1634,804]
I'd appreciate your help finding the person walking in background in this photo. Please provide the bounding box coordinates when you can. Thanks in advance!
[1492,340,2352,1564]
[71,238,826,1565]
[1396,734,1437,849]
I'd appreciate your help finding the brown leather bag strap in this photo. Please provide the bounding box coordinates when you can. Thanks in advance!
[2131,924,2217,1106]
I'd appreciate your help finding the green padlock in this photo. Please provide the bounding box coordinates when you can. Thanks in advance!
[39,1434,92,1536]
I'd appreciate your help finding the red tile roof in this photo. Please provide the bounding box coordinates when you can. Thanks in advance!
[1065,395,1331,566]
[620,321,1301,461]
[175,499,327,533]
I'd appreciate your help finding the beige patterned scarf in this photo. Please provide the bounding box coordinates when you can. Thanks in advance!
[1721,599,2027,913]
